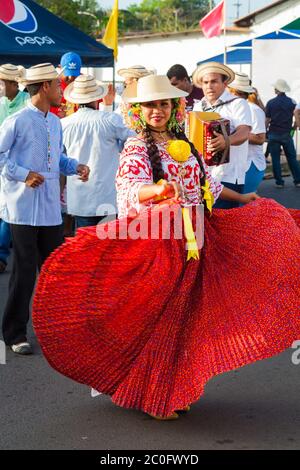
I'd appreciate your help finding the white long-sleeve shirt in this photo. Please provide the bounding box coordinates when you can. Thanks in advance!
[0,103,78,226]
[62,108,135,216]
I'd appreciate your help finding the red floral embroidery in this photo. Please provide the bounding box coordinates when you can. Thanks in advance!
[167,164,178,177]
[119,157,152,178]
[117,138,223,218]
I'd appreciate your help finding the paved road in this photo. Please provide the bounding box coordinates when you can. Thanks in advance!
[0,177,299,450]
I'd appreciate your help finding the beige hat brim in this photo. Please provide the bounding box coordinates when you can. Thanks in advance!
[0,65,25,82]
[118,67,153,79]
[0,74,18,82]
[193,62,235,86]
[229,83,255,94]
[121,81,138,102]
[127,89,188,103]
[272,82,290,93]
[17,70,62,86]
[64,80,108,104]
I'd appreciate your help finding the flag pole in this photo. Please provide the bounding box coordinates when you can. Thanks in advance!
[223,0,227,65]
[113,59,115,111]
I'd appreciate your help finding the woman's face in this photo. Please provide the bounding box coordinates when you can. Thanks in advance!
[141,99,172,131]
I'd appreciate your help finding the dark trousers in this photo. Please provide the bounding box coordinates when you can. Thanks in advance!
[268,132,300,185]
[2,224,63,346]
[213,181,244,209]
[75,215,117,231]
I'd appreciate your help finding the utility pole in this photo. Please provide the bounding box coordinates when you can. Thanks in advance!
[173,8,180,31]
[233,1,242,19]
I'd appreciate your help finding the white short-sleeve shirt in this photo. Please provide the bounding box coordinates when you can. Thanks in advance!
[193,90,252,185]
[247,102,266,172]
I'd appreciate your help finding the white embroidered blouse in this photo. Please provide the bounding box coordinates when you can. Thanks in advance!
[116,136,223,218]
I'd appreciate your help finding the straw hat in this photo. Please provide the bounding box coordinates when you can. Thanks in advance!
[0,64,25,82]
[64,75,108,104]
[126,74,188,103]
[117,65,154,80]
[228,72,255,94]
[273,79,290,93]
[17,63,62,86]
[192,62,235,86]
[121,81,138,102]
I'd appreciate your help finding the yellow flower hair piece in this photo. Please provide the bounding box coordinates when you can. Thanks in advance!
[127,97,186,132]
[201,180,215,213]
[167,140,191,163]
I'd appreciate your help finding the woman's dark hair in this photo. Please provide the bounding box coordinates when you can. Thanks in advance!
[142,125,206,191]
[142,126,166,183]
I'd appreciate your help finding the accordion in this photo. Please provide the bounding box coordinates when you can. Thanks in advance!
[186,111,230,166]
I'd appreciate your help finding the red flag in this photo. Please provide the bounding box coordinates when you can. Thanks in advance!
[200,0,225,39]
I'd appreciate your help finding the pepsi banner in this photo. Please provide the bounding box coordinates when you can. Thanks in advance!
[0,0,113,67]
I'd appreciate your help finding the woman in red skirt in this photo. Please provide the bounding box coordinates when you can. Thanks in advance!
[33,75,300,420]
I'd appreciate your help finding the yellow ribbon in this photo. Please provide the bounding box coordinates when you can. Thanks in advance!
[155,179,202,261]
[182,207,199,261]
[201,180,214,213]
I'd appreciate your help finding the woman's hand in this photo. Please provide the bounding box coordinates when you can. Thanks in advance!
[239,192,260,204]
[155,180,183,203]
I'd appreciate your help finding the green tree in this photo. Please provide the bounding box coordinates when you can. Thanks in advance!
[35,0,106,37]
[126,0,210,33]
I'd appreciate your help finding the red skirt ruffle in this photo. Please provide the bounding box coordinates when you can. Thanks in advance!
[32,199,300,417]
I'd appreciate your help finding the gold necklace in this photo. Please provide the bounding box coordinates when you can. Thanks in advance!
[150,129,171,143]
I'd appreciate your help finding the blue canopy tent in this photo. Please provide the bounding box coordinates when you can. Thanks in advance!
[197,25,300,66]
[198,47,252,65]
[0,0,113,67]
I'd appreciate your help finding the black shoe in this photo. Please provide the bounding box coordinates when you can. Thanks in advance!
[10,342,33,355]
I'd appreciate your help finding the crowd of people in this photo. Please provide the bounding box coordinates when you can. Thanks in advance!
[0,53,299,420]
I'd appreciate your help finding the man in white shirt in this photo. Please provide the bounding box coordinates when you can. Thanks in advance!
[192,62,252,208]
[227,73,266,194]
[62,75,135,229]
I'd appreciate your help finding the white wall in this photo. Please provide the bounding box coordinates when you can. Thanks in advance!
[252,39,300,105]
[83,30,252,83]
[250,0,300,37]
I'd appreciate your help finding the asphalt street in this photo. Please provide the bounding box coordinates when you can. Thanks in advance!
[0,177,299,450]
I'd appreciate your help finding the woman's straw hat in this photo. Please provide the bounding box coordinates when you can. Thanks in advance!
[0,64,25,82]
[122,81,138,102]
[64,75,108,104]
[17,63,62,86]
[192,62,235,87]
[272,79,290,93]
[229,72,255,94]
[117,65,154,80]
[126,74,188,103]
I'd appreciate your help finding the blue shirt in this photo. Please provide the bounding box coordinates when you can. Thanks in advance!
[265,94,296,134]
[0,102,79,226]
